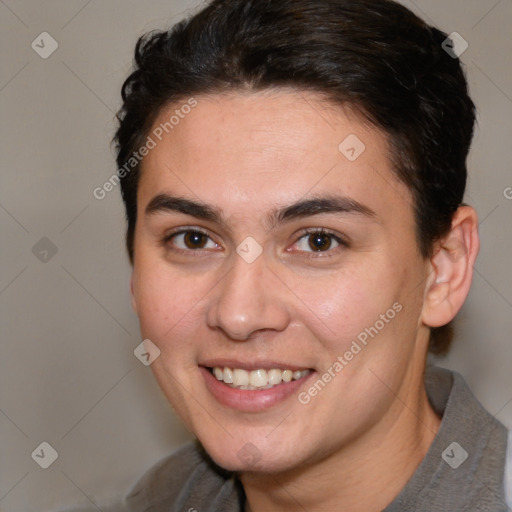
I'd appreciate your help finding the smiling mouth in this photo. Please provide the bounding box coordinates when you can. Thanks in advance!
[207,366,312,390]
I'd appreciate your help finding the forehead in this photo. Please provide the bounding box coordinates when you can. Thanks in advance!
[137,89,413,227]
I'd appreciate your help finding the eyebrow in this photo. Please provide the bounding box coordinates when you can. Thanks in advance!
[145,193,377,230]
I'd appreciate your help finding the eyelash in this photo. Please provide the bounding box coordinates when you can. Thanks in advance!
[162,227,348,259]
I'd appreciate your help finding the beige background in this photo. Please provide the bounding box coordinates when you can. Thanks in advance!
[1,0,511,510]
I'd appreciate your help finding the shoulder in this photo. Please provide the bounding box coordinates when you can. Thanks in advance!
[124,441,244,512]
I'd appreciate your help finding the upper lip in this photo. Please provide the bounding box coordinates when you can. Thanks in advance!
[200,359,314,372]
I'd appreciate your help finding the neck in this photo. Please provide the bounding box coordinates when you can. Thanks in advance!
[241,370,441,512]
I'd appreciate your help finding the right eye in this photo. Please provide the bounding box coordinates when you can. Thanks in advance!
[162,228,222,255]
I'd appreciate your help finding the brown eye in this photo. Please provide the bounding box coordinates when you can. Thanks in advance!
[183,231,208,249]
[165,229,220,252]
[291,229,348,259]
[307,232,333,252]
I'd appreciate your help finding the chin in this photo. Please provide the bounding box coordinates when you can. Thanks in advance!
[198,434,305,475]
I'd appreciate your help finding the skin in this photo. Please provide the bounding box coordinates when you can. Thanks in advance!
[130,89,479,511]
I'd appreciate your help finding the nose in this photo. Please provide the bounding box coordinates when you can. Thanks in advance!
[206,252,290,341]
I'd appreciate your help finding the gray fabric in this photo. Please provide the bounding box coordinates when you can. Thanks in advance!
[506,430,512,508]
[124,366,509,512]
[383,366,509,511]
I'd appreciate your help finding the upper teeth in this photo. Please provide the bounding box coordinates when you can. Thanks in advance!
[212,366,310,389]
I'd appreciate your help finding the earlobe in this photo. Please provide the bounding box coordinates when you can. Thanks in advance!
[422,206,480,328]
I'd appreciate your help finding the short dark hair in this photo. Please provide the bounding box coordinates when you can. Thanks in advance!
[114,0,476,355]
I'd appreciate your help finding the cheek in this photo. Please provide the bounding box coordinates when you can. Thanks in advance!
[133,261,200,345]
[291,266,395,343]
[305,259,421,367]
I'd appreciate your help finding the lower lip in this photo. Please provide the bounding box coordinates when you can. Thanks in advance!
[200,367,315,412]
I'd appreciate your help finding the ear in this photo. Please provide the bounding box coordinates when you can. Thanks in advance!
[130,273,138,314]
[421,206,480,328]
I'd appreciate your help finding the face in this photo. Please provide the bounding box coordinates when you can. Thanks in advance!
[131,90,432,473]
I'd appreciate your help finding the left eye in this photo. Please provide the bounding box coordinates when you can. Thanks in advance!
[294,230,343,253]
